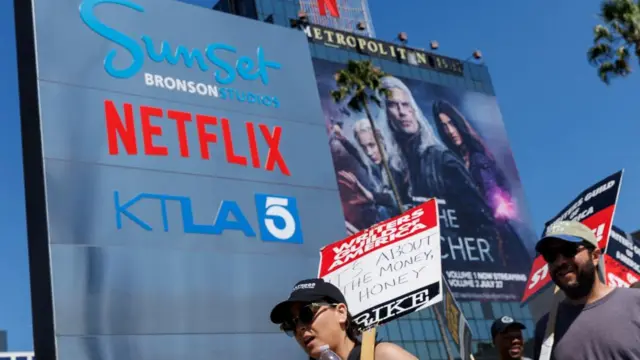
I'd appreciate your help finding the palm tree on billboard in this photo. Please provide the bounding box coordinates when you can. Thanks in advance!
[587,0,640,84]
[330,59,455,360]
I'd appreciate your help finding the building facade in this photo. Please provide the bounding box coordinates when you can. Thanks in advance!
[201,0,538,358]
[16,0,536,359]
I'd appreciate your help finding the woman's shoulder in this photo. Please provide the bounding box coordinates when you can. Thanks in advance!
[373,342,418,360]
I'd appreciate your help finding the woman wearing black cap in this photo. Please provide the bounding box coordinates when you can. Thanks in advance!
[270,278,417,360]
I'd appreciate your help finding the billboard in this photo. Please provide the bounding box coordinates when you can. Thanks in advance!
[16,0,347,359]
[312,58,537,301]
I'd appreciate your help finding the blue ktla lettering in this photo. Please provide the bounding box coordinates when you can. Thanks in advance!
[113,191,256,237]
[79,0,282,84]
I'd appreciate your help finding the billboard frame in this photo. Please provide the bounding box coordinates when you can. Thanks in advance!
[13,0,58,359]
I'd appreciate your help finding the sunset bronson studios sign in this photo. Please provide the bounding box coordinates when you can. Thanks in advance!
[15,0,345,359]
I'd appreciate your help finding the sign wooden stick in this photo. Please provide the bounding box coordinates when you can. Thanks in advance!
[360,327,376,360]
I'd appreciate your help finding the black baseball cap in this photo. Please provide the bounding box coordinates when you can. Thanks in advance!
[491,316,526,339]
[270,278,346,324]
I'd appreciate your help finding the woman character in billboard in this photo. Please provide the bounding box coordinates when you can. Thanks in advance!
[270,278,417,360]
[432,100,515,220]
[433,99,526,266]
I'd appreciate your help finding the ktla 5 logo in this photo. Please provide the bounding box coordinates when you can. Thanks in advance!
[114,191,303,244]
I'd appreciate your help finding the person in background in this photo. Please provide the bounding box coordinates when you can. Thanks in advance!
[533,220,640,360]
[491,316,532,360]
[270,278,417,360]
[631,281,640,289]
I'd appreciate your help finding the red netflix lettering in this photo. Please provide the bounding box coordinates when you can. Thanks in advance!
[259,124,290,176]
[104,100,291,176]
[221,118,248,166]
[105,100,137,155]
[197,114,217,160]
[140,106,168,156]
[246,122,261,168]
[167,110,192,157]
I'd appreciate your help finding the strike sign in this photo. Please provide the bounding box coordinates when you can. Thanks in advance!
[318,199,442,330]
[521,170,623,303]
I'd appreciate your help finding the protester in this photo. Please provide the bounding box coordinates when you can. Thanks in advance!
[533,220,640,359]
[491,316,532,360]
[270,278,417,360]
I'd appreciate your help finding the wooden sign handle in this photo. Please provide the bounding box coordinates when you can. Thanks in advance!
[360,327,376,360]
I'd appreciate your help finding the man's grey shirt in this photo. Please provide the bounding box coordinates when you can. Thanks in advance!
[533,288,640,360]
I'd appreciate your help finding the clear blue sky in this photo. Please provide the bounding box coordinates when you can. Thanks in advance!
[1,0,638,351]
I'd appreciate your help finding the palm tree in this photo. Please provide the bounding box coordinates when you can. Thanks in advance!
[330,60,405,209]
[587,0,640,84]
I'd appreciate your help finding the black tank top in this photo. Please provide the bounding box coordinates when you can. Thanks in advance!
[347,344,362,360]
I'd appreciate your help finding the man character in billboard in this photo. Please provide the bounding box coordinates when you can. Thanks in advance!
[491,316,532,360]
[432,99,530,267]
[533,221,640,360]
[270,278,417,360]
[337,119,410,221]
[380,76,499,256]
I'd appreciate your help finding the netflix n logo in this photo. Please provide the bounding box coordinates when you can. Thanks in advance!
[318,0,340,17]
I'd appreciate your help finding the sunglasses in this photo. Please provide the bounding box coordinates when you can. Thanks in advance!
[280,302,337,337]
[540,243,589,263]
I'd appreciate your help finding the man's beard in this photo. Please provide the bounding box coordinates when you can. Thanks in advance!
[555,261,596,299]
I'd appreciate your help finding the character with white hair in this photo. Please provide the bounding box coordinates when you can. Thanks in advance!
[337,118,410,221]
[381,75,497,237]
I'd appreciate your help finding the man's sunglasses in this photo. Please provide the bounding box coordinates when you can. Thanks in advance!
[280,302,337,337]
[540,242,590,263]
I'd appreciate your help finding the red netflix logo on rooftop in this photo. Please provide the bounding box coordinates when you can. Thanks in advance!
[318,0,340,17]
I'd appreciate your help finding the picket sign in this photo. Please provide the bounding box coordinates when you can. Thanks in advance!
[317,200,443,360]
[360,327,376,360]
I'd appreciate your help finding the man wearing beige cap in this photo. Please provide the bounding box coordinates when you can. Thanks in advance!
[533,220,640,360]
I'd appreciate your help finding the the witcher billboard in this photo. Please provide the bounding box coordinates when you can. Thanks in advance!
[313,58,537,301]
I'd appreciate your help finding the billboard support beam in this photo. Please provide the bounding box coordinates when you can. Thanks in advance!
[13,0,57,359]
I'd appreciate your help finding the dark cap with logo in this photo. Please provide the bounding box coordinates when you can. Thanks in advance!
[491,316,526,339]
[270,278,346,324]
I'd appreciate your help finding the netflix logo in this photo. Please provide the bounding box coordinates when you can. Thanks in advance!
[318,0,340,17]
